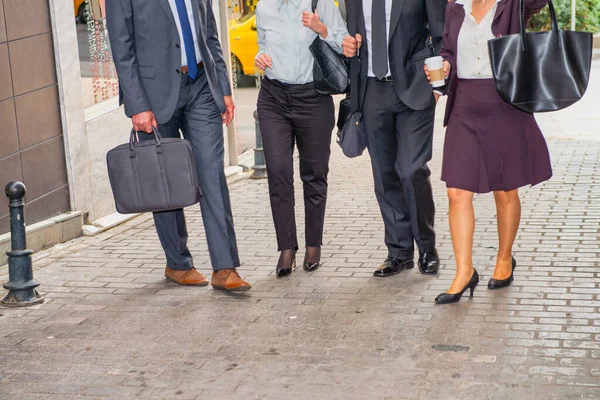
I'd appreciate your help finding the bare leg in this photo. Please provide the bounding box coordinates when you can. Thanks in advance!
[446,188,476,294]
[492,189,521,280]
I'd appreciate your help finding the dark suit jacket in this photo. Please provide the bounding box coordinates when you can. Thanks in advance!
[346,0,447,112]
[439,0,549,126]
[106,0,231,124]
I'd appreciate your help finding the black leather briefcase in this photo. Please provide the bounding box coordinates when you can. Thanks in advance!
[106,128,201,214]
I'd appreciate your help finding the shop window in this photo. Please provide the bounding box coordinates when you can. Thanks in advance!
[75,0,120,119]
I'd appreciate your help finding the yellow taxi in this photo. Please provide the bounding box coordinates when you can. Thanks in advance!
[229,13,259,84]
[229,1,339,84]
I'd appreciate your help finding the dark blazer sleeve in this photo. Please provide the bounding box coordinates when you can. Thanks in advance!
[526,0,549,10]
[525,0,549,21]
[439,1,454,62]
[106,0,151,117]
[206,0,232,97]
[425,0,447,55]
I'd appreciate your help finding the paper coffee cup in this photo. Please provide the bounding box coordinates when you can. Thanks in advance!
[425,56,445,88]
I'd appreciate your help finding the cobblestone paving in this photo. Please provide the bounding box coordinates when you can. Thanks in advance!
[1,66,599,399]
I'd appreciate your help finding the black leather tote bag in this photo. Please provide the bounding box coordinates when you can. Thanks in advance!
[487,0,593,113]
[106,128,201,214]
[309,0,350,95]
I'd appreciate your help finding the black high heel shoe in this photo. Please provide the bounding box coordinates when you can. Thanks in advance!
[435,269,480,305]
[303,246,321,272]
[276,250,296,278]
[488,257,516,290]
[303,261,320,272]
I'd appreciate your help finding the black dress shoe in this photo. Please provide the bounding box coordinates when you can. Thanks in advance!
[373,257,414,278]
[303,262,320,272]
[418,250,440,275]
[276,251,297,278]
[488,257,516,290]
[435,269,480,304]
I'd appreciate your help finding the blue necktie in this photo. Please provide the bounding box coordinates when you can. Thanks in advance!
[174,0,198,79]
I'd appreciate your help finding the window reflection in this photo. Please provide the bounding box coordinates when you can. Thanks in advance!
[76,0,119,110]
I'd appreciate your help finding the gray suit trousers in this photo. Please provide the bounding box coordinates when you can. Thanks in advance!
[141,69,239,271]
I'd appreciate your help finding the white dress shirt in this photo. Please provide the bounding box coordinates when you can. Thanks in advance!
[362,0,393,78]
[457,0,498,79]
[167,0,202,67]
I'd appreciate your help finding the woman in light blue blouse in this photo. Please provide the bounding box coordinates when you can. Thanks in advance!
[255,0,348,278]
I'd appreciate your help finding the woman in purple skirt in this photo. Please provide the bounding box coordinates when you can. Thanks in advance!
[425,0,552,304]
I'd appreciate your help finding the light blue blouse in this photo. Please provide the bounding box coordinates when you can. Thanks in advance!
[255,0,348,85]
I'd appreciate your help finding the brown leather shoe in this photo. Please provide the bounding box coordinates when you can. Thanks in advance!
[165,266,209,286]
[211,269,251,292]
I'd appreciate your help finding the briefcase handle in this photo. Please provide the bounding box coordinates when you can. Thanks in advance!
[128,127,164,158]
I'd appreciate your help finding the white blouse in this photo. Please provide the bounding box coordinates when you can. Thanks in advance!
[457,0,499,79]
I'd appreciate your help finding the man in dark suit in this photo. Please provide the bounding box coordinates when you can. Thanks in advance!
[106,0,251,291]
[342,0,446,277]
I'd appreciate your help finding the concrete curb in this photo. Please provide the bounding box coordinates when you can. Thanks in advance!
[0,211,84,267]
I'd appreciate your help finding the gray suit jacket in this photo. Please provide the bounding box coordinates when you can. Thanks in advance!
[106,0,231,124]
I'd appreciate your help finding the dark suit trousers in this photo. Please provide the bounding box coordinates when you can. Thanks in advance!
[363,78,436,259]
[257,78,334,251]
[141,70,239,271]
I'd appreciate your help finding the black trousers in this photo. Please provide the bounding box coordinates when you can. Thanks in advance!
[362,78,436,259]
[257,78,334,251]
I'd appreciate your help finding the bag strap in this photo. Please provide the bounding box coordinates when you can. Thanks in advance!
[347,0,359,113]
[312,0,318,13]
[519,0,559,51]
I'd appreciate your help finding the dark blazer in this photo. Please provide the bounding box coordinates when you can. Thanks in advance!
[346,0,447,112]
[439,0,549,126]
[106,0,232,124]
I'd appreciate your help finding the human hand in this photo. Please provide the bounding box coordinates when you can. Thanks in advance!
[342,34,362,58]
[302,10,326,36]
[223,96,235,126]
[255,54,273,71]
[132,110,157,133]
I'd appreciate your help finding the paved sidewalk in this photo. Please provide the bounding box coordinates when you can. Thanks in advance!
[1,63,599,399]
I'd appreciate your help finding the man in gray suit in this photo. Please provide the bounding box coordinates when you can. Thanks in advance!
[106,0,251,291]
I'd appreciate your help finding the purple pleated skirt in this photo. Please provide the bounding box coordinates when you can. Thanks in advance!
[441,79,553,193]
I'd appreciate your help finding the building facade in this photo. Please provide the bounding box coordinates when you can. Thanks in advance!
[0,0,70,235]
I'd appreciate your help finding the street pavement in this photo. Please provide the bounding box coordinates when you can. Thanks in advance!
[0,61,599,399]
[232,86,260,156]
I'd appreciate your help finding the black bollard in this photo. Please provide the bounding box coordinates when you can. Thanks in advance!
[250,109,267,179]
[1,182,44,307]
[250,73,267,179]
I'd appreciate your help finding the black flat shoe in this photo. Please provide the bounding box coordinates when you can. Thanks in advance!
[418,249,440,275]
[435,269,480,305]
[373,257,414,278]
[488,257,516,290]
[276,251,296,278]
[303,262,320,272]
